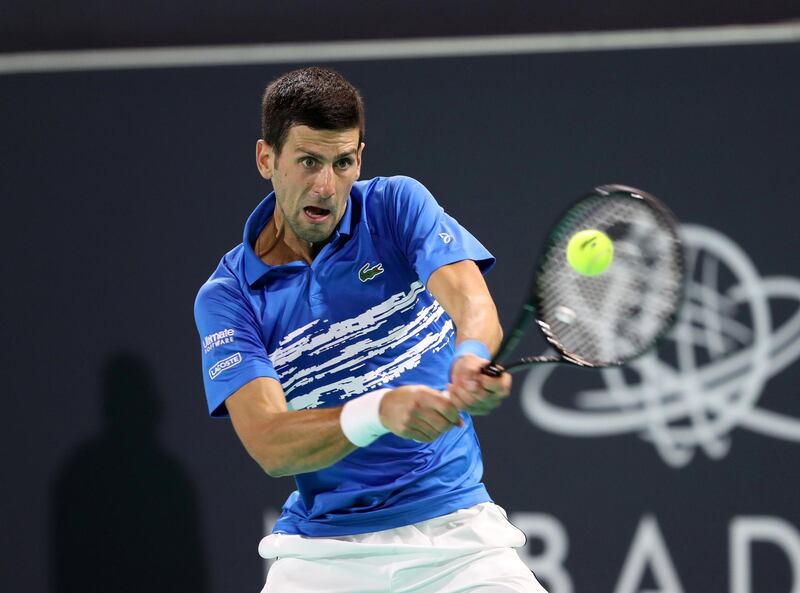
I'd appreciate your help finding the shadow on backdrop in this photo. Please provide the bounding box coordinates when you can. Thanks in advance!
[50,352,208,593]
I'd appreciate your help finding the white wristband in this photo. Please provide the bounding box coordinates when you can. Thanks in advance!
[339,389,391,447]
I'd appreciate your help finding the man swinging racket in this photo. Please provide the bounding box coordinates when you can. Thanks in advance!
[194,66,547,593]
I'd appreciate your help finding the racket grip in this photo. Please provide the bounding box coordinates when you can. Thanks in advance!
[481,363,504,377]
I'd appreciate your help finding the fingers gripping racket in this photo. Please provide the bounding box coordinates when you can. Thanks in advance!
[483,184,685,377]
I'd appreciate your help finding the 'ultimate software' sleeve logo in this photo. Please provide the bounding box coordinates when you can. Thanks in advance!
[209,352,242,380]
[203,328,235,353]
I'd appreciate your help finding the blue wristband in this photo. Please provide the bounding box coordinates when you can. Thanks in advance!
[452,339,491,365]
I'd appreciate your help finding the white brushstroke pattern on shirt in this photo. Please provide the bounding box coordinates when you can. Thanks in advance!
[266,281,453,410]
[283,301,447,395]
[287,319,453,410]
[279,319,320,345]
[270,281,427,369]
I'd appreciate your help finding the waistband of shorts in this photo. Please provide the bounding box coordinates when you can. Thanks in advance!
[259,502,526,561]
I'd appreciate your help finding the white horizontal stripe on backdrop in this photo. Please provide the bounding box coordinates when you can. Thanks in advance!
[2,22,800,75]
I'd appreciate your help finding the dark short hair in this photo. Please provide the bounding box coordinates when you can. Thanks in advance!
[261,67,365,155]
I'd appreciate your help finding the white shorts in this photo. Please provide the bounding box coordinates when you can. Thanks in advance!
[259,502,548,593]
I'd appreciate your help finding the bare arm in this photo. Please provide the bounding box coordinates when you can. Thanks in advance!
[427,260,512,414]
[226,378,462,477]
[427,259,503,352]
[226,377,356,477]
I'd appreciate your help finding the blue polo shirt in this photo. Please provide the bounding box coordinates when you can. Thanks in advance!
[194,175,495,536]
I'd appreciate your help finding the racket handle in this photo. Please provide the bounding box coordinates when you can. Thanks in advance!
[481,362,505,377]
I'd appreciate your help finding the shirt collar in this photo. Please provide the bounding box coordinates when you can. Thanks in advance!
[242,192,354,286]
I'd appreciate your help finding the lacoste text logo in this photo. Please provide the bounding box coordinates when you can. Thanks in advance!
[358,262,384,282]
[209,352,242,380]
[439,233,453,244]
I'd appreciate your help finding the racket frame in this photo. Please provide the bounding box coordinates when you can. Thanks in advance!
[484,184,685,376]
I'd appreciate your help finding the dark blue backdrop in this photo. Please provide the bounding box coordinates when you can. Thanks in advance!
[2,40,799,593]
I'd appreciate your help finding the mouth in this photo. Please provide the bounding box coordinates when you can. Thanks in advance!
[303,205,332,223]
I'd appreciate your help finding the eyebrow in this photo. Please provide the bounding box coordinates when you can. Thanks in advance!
[295,148,356,161]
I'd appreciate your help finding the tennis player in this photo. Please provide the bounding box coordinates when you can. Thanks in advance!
[194,67,547,593]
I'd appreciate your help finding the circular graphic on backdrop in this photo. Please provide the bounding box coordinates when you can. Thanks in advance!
[521,224,800,467]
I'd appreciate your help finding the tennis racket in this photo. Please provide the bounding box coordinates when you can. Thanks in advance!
[483,184,684,376]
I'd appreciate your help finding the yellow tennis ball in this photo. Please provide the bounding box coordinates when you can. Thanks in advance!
[566,229,614,276]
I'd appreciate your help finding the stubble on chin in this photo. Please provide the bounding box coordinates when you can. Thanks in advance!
[287,212,332,244]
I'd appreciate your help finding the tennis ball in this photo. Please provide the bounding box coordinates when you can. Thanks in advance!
[566,229,614,276]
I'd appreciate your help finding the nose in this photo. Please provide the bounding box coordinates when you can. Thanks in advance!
[313,165,336,199]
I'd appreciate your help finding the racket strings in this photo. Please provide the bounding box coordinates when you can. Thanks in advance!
[535,194,683,365]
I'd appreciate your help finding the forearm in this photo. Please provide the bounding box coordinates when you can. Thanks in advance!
[427,260,503,354]
[449,292,503,353]
[234,407,357,477]
[427,260,511,413]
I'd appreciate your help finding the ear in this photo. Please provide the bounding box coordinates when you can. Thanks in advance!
[256,140,275,180]
[354,142,365,180]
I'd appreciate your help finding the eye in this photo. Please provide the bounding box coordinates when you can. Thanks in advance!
[300,157,316,168]
[335,158,353,170]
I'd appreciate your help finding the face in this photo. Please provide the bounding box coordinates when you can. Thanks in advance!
[256,125,363,245]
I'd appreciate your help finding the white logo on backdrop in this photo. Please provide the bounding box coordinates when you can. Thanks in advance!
[521,224,800,467]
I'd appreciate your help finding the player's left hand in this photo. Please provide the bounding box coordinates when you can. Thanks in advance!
[448,354,512,416]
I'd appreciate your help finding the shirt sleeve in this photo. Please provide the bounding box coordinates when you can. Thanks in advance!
[385,176,495,284]
[194,277,281,417]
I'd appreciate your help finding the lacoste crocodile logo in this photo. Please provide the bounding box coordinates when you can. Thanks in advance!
[358,262,384,282]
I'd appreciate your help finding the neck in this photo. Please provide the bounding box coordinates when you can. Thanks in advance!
[272,204,320,264]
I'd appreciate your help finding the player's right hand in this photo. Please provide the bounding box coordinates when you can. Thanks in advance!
[379,386,464,442]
